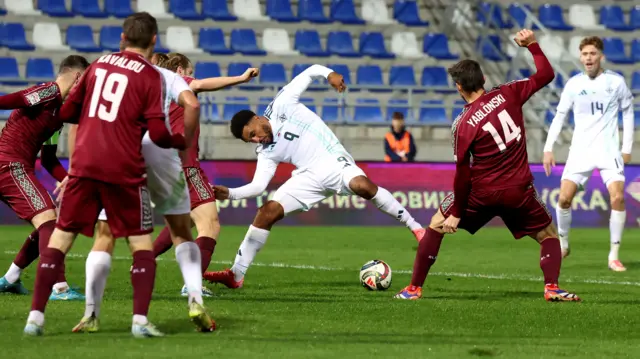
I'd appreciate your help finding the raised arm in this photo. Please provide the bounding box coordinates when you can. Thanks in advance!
[0,82,61,110]
[282,65,345,103]
[189,68,259,93]
[507,30,555,105]
[228,155,278,200]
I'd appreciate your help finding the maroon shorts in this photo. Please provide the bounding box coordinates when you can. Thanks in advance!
[56,176,153,238]
[440,183,552,239]
[184,167,215,210]
[0,161,56,221]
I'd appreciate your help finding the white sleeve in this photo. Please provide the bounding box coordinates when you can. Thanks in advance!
[618,81,635,154]
[228,154,278,200]
[170,73,192,103]
[280,64,334,103]
[543,84,574,152]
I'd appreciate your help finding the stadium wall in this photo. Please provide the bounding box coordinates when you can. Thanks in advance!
[11,160,640,228]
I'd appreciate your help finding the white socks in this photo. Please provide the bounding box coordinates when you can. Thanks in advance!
[609,210,625,261]
[231,225,270,282]
[84,251,112,318]
[4,263,21,284]
[175,242,203,305]
[371,187,422,231]
[53,282,69,293]
[133,314,148,325]
[27,310,44,326]
[556,206,572,250]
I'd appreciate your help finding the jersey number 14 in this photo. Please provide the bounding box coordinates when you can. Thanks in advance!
[481,109,522,151]
[88,68,129,123]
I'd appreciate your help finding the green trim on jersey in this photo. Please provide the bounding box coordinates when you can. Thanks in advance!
[44,128,62,146]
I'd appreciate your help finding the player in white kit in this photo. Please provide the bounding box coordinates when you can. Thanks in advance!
[66,62,215,333]
[204,64,425,288]
[543,36,634,271]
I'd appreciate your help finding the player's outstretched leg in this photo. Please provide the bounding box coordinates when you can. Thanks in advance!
[348,176,424,241]
[556,180,578,258]
[204,201,281,289]
[607,181,626,272]
[394,210,445,300]
[0,229,38,295]
[531,224,580,302]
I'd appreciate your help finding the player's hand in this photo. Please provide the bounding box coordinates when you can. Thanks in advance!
[328,72,346,93]
[241,68,260,83]
[401,156,408,162]
[213,185,230,200]
[514,29,537,47]
[542,151,556,177]
[442,216,460,234]
[623,153,631,164]
[53,176,69,204]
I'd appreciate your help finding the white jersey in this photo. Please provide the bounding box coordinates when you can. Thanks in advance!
[229,65,353,200]
[153,65,192,130]
[544,70,634,157]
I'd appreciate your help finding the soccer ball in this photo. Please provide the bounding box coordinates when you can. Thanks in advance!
[359,260,392,291]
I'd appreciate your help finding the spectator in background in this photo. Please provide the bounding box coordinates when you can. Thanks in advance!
[384,112,416,162]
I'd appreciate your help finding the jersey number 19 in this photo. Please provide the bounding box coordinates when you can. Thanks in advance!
[481,109,522,151]
[88,68,129,123]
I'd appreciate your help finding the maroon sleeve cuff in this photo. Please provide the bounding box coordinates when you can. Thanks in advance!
[41,145,68,182]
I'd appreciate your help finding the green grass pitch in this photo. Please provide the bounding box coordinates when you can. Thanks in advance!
[1,225,640,358]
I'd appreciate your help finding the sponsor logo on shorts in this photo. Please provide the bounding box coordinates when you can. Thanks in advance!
[187,168,211,201]
[9,162,46,212]
[139,186,153,231]
[440,193,455,213]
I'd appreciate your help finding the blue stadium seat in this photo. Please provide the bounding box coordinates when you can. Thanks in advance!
[298,0,331,23]
[354,99,383,123]
[389,66,416,89]
[200,95,220,123]
[631,6,640,30]
[72,0,107,18]
[477,35,508,61]
[67,25,102,52]
[451,100,467,121]
[154,36,169,53]
[631,39,640,62]
[256,96,272,116]
[552,72,564,89]
[322,98,345,122]
[267,0,299,22]
[327,31,361,57]
[230,29,267,56]
[100,26,123,52]
[194,62,222,78]
[419,100,448,124]
[507,4,538,30]
[421,66,451,92]
[26,58,55,80]
[198,28,233,55]
[570,69,581,78]
[291,64,325,91]
[387,99,414,122]
[635,110,640,127]
[223,97,250,121]
[170,0,205,20]
[294,30,329,57]
[356,65,387,92]
[2,24,35,51]
[602,38,633,64]
[105,0,133,18]
[359,32,394,59]
[538,4,573,31]
[260,63,287,86]
[330,0,365,24]
[423,33,459,60]
[393,0,428,26]
[0,93,12,118]
[202,0,237,21]
[0,57,23,85]
[0,6,5,15]
[477,2,512,29]
[600,5,633,31]
[228,62,261,90]
[38,0,74,17]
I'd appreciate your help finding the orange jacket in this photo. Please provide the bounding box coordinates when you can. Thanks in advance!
[384,130,416,162]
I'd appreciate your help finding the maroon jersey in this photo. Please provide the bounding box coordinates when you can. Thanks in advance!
[66,51,166,185]
[0,82,62,168]
[169,76,200,168]
[450,43,554,217]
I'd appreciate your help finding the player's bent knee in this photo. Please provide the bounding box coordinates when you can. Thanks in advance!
[253,200,285,230]
[93,221,116,254]
[532,224,558,243]
[164,214,193,245]
[31,209,57,229]
[191,202,221,238]
[349,176,378,200]
[127,235,154,252]
[48,228,76,253]
[428,210,446,234]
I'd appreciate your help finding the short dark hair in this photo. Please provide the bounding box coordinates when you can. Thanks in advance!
[391,112,404,120]
[58,55,90,74]
[122,12,158,49]
[230,110,256,139]
[579,36,604,52]
[447,59,485,93]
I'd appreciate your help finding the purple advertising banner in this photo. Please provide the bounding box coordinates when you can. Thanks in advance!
[10,160,640,227]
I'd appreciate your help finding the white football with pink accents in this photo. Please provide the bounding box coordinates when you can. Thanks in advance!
[359,260,392,291]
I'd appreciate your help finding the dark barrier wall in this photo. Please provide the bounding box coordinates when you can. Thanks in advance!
[11,160,640,227]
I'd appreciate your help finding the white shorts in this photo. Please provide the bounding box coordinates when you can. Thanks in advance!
[98,133,190,221]
[272,162,366,216]
[561,151,625,188]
